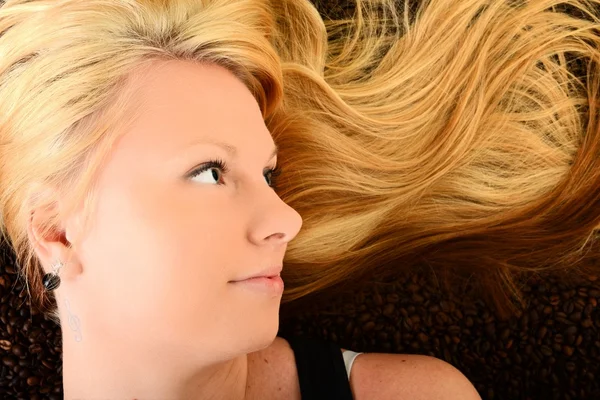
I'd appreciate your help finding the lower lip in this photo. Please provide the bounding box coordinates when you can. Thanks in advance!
[230,276,284,295]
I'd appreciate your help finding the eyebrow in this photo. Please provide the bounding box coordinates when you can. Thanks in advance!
[186,139,278,161]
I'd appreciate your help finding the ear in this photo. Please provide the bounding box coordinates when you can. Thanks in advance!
[25,186,83,279]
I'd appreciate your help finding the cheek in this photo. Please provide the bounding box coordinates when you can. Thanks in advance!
[78,183,235,324]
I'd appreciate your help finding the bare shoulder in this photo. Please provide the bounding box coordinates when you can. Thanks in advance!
[346,351,482,400]
[246,336,301,400]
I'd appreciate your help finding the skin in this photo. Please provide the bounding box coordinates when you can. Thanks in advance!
[28,59,303,400]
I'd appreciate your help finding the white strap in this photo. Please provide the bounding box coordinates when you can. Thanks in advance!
[342,349,363,380]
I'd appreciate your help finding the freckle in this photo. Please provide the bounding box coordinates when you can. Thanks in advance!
[401,360,406,362]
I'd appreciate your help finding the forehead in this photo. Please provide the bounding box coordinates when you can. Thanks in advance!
[118,60,268,155]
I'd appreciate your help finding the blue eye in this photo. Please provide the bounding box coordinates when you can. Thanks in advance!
[187,157,282,188]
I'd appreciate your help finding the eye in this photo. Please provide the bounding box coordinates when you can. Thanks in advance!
[265,166,283,188]
[187,158,229,185]
[187,157,282,189]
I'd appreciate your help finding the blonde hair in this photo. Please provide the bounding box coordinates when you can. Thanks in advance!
[0,0,599,325]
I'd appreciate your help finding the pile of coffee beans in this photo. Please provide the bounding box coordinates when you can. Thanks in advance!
[1,238,599,399]
[279,264,600,400]
[0,244,63,400]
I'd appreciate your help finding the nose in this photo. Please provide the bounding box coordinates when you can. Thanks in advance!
[247,187,303,246]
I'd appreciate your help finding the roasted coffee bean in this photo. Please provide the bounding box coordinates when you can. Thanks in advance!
[363,321,375,331]
[382,303,395,316]
[2,355,16,367]
[0,339,11,351]
[11,343,25,358]
[373,292,383,306]
[540,345,553,357]
[563,345,575,357]
[581,319,593,328]
[538,326,548,340]
[26,375,40,386]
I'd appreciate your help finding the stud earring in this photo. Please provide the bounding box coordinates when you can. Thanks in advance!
[42,259,63,291]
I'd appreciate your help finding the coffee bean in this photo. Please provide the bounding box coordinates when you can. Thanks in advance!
[411,293,424,303]
[542,305,552,315]
[399,307,409,318]
[382,303,394,316]
[581,319,593,328]
[0,339,11,351]
[538,326,548,340]
[26,375,40,386]
[386,293,399,303]
[373,293,383,306]
[569,311,581,322]
[435,312,449,325]
[574,298,586,310]
[10,343,25,358]
[358,312,371,323]
[563,345,574,356]
[541,345,553,357]
[41,360,55,370]
[484,322,495,336]
[417,332,429,343]
[2,355,16,367]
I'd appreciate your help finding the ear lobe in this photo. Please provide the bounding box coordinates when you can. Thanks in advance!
[27,203,71,272]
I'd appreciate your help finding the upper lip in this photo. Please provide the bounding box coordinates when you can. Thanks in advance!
[231,265,283,281]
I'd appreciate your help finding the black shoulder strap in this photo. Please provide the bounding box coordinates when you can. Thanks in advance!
[281,334,354,400]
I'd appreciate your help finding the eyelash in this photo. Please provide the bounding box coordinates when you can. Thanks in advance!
[188,157,282,189]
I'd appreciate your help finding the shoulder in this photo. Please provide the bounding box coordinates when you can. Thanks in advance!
[246,336,301,400]
[345,351,482,400]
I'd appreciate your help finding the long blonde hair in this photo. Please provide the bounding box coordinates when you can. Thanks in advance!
[0,0,599,324]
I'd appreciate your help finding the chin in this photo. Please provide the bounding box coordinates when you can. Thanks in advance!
[247,319,280,354]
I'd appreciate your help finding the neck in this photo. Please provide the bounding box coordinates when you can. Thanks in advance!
[61,330,250,400]
[59,306,251,400]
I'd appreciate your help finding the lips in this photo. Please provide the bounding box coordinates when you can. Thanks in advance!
[230,265,283,282]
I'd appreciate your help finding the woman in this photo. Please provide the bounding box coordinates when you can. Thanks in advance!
[0,0,598,398]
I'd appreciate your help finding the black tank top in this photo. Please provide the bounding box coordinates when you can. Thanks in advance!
[280,334,355,400]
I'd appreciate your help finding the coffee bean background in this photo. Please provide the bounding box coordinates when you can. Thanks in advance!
[278,262,600,400]
[0,244,63,400]
[1,1,599,399]
[2,232,599,399]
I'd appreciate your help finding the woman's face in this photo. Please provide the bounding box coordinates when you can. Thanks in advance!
[68,60,302,361]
